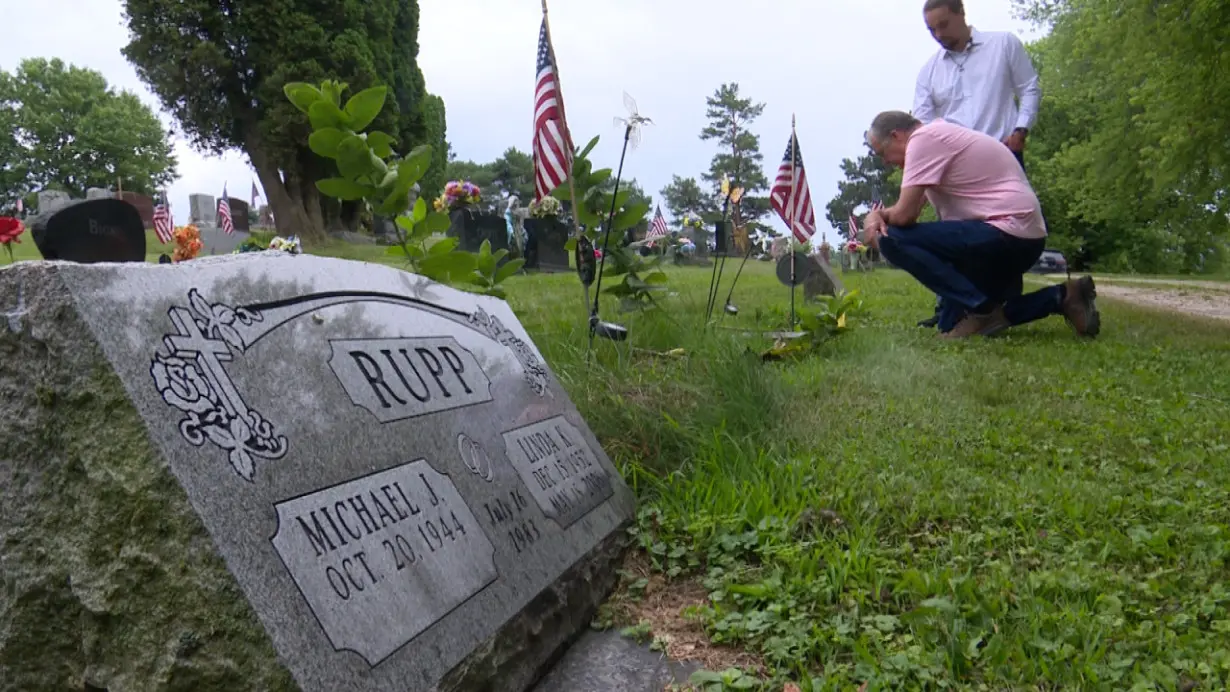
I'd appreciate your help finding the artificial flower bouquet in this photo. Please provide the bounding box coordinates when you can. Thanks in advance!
[433,180,481,212]
[172,224,203,262]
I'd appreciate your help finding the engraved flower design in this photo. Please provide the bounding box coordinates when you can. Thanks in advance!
[188,288,262,352]
[469,307,548,396]
[150,354,217,414]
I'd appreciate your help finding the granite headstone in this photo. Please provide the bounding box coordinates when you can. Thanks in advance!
[802,255,843,300]
[199,223,251,255]
[0,254,634,691]
[28,198,146,263]
[228,198,251,232]
[190,193,217,225]
[36,189,72,215]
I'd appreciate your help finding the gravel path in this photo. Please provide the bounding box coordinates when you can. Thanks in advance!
[1026,276,1230,323]
[1094,283,1230,322]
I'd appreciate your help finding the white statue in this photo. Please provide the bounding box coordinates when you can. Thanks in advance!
[504,194,529,251]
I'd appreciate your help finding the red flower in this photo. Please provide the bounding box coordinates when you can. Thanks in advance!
[0,217,23,245]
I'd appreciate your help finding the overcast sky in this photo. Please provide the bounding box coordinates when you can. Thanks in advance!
[6,0,1040,243]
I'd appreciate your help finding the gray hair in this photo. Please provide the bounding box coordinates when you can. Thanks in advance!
[866,111,922,146]
[923,0,964,13]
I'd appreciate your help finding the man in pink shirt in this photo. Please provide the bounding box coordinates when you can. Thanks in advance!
[861,111,1099,338]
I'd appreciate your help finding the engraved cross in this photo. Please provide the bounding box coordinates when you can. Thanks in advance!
[164,306,250,420]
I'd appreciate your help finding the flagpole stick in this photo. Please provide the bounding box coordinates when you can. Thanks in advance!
[788,114,799,329]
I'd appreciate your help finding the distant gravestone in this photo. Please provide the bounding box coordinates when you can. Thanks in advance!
[86,187,113,200]
[228,198,251,232]
[190,193,217,225]
[802,255,843,300]
[37,189,72,215]
[28,198,146,263]
[524,219,569,272]
[120,191,156,229]
[0,254,634,691]
[199,222,251,255]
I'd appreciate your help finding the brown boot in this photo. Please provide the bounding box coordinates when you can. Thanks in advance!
[1061,276,1100,337]
[939,306,1010,339]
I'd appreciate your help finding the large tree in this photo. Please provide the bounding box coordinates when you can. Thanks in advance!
[824,148,897,236]
[0,58,176,204]
[122,0,445,242]
[1010,0,1230,272]
[658,175,715,223]
[699,83,770,226]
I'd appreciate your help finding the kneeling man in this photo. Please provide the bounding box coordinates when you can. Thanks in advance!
[862,111,1099,338]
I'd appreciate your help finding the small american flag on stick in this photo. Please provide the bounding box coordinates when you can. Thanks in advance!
[647,205,668,239]
[217,185,234,234]
[532,16,573,201]
[848,212,860,241]
[770,130,816,243]
[152,190,173,244]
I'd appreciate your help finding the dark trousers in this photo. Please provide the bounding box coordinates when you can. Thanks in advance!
[930,147,1029,320]
[880,219,1063,333]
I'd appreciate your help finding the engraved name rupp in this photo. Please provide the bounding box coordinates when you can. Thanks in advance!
[329,337,493,423]
[149,289,549,483]
[502,416,614,530]
[271,460,497,666]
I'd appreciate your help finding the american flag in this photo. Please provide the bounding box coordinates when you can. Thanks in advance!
[532,17,573,201]
[152,190,174,244]
[647,205,669,239]
[848,212,860,240]
[769,133,816,243]
[217,185,234,234]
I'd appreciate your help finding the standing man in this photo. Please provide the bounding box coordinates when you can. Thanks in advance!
[912,0,1042,326]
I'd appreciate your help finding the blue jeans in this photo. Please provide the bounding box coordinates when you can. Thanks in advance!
[880,220,1064,333]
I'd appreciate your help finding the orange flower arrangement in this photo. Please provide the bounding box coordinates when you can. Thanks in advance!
[172,224,203,262]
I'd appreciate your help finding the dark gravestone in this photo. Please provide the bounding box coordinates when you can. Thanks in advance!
[119,191,156,229]
[0,254,635,691]
[451,210,511,268]
[29,198,146,263]
[228,198,251,233]
[524,218,569,272]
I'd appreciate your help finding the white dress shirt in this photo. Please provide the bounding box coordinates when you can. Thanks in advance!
[913,27,1041,142]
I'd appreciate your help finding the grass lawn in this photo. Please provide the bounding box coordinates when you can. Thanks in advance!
[7,237,1230,689]
[493,261,1230,690]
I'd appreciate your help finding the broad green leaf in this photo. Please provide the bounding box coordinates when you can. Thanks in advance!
[343,86,387,132]
[423,211,451,234]
[366,131,396,158]
[611,189,631,213]
[612,202,650,231]
[385,245,406,257]
[587,169,612,187]
[308,99,347,130]
[549,183,571,201]
[603,281,635,297]
[420,251,478,280]
[564,237,578,252]
[284,82,323,114]
[405,244,425,259]
[483,286,507,299]
[308,127,349,159]
[493,258,525,283]
[477,240,497,276]
[316,178,373,200]
[395,216,416,233]
[644,271,668,284]
[321,80,347,107]
[577,135,600,159]
[412,197,427,224]
[428,237,458,255]
[336,135,373,180]
[397,145,433,189]
[378,191,410,216]
[575,203,602,227]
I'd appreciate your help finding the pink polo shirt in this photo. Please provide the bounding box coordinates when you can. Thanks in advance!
[901,120,1046,239]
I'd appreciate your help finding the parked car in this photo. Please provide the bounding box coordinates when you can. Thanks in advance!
[1030,249,1068,274]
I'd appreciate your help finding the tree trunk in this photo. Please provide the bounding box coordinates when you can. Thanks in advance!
[244,133,326,243]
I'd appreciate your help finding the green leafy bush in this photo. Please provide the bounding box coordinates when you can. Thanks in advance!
[283,80,522,297]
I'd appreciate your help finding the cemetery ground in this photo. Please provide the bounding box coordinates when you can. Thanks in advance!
[387,248,1223,689]
[5,240,1229,689]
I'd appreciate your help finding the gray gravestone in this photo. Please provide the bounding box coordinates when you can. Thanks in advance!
[86,187,113,200]
[0,254,634,692]
[803,255,843,300]
[199,222,251,255]
[37,189,72,214]
[190,193,217,225]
